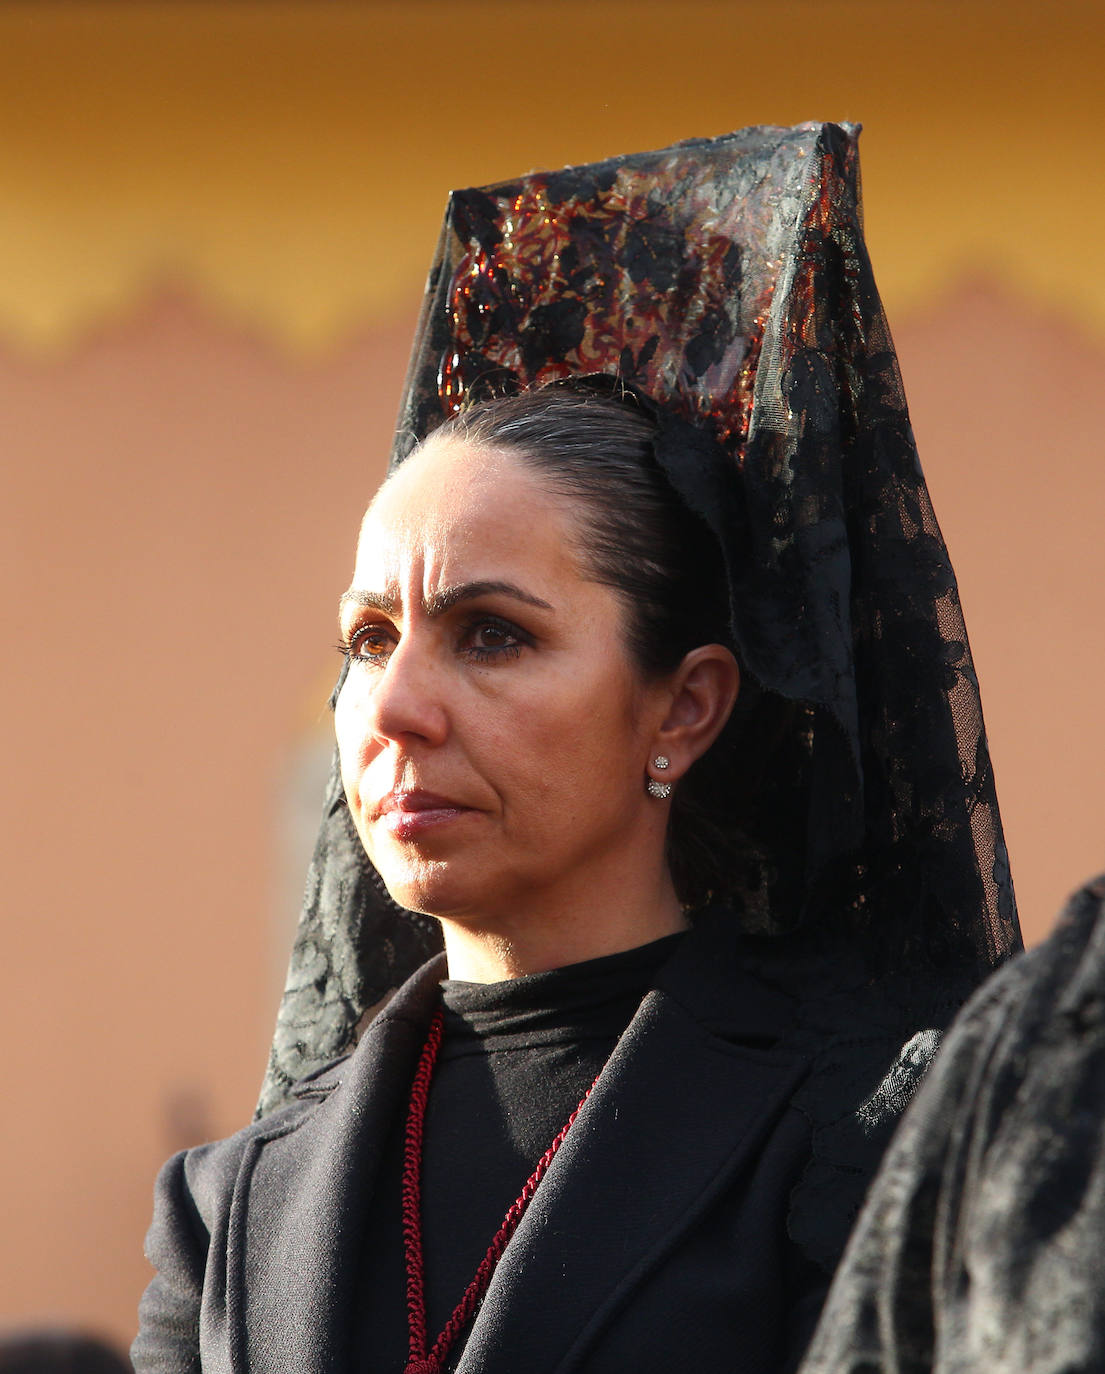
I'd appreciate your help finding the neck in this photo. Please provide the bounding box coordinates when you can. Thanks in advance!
[436,868,688,982]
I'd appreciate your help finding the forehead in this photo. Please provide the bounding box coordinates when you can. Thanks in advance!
[354,437,582,586]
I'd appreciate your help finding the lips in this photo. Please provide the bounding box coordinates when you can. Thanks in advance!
[373,789,472,840]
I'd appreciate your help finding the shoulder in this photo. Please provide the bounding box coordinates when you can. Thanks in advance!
[163,948,449,1223]
[153,1077,333,1238]
[727,914,1021,1276]
[800,874,1105,1373]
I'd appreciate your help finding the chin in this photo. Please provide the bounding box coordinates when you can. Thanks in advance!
[373,855,488,923]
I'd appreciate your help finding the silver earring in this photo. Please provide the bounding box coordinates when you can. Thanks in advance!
[646,756,672,799]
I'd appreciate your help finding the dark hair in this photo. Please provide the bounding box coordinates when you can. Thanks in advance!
[426,378,767,909]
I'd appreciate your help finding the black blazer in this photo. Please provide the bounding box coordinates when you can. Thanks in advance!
[134,916,835,1374]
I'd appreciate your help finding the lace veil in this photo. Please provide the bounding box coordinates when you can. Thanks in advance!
[258,124,1021,1149]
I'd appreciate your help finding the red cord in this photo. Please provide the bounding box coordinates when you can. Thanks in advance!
[401,1005,598,1374]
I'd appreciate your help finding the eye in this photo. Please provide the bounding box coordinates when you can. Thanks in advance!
[342,623,396,664]
[460,615,530,662]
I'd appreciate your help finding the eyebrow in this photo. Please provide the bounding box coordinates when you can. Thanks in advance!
[339,580,554,618]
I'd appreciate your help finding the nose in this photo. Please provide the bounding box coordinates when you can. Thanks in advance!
[345,633,450,752]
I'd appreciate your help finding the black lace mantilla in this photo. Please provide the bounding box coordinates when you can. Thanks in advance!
[257,122,1021,1271]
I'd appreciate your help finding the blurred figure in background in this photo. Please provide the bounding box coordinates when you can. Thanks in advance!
[0,1331,130,1374]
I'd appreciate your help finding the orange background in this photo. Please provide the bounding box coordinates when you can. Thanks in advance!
[2,0,1103,1347]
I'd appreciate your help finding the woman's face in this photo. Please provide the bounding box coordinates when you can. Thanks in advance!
[335,436,672,929]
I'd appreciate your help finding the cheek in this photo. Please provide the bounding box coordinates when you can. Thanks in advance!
[483,666,644,816]
[333,684,358,765]
[333,677,378,794]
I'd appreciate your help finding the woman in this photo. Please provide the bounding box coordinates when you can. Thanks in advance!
[134,123,1020,1374]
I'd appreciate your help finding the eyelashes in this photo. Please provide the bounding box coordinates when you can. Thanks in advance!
[461,617,529,663]
[336,614,533,668]
[336,624,394,662]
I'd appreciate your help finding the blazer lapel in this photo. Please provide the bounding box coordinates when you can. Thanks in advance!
[455,915,808,1374]
[228,956,446,1374]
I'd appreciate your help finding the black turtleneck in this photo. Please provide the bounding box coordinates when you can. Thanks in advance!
[355,931,685,1373]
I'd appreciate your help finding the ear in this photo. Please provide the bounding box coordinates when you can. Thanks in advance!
[647,645,740,784]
